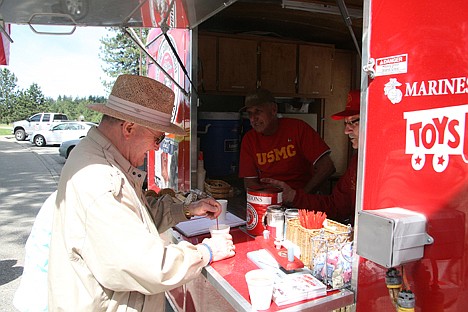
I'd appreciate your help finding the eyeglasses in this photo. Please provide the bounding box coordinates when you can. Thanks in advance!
[137,124,165,145]
[154,133,165,145]
[344,118,360,127]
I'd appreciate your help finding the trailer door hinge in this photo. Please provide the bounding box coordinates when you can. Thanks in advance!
[363,58,376,79]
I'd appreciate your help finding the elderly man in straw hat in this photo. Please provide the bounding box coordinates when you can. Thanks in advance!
[48,75,235,311]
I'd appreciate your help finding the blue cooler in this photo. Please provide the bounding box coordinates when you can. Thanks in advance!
[198,112,240,177]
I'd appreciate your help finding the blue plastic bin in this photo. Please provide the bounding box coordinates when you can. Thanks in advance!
[198,112,240,177]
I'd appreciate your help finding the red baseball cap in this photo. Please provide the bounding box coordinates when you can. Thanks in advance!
[331,90,361,120]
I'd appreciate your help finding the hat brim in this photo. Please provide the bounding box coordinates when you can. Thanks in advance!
[88,103,186,135]
[331,109,360,120]
[238,102,274,112]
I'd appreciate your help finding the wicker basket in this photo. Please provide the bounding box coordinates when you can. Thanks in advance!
[286,218,352,267]
[204,179,233,198]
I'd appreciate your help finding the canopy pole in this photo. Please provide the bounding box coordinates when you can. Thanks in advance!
[336,0,361,59]
[0,20,13,43]
[123,27,188,96]
[160,21,200,99]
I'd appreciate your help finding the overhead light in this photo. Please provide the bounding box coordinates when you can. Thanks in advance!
[282,0,362,19]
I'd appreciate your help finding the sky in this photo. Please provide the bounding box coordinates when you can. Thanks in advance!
[6,24,111,99]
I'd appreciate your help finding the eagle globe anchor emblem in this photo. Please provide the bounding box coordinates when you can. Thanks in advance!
[384,78,403,104]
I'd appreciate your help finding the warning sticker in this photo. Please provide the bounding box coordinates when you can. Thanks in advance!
[375,54,408,77]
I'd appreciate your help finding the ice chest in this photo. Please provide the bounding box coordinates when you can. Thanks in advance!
[198,112,240,177]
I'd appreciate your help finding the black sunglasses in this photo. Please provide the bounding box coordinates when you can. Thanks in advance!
[344,118,360,127]
[155,133,165,145]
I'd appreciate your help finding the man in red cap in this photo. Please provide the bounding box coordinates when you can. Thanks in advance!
[263,90,361,225]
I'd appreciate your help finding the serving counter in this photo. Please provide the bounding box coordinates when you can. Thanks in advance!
[164,219,355,311]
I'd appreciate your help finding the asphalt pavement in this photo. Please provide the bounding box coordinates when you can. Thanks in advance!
[0,135,62,312]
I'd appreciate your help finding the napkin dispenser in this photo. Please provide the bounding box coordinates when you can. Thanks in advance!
[356,207,434,268]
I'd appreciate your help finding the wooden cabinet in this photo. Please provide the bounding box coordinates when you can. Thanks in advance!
[198,35,217,92]
[197,34,334,97]
[260,41,297,95]
[218,37,258,92]
[298,44,334,96]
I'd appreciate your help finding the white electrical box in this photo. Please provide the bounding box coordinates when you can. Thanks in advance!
[356,207,434,268]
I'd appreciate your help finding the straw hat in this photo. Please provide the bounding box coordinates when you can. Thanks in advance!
[88,74,185,135]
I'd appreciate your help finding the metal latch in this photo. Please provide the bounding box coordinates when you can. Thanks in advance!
[363,58,376,79]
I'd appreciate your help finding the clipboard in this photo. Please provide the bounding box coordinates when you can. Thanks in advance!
[174,212,246,237]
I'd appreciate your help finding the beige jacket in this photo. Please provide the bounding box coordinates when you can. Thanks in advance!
[48,127,210,311]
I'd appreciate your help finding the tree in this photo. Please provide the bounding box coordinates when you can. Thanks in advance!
[10,83,50,122]
[0,68,19,123]
[24,83,48,112]
[0,29,142,125]
[51,95,105,122]
[99,28,150,92]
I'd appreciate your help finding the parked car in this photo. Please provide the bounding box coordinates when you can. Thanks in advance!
[59,139,81,159]
[12,112,69,141]
[30,122,97,147]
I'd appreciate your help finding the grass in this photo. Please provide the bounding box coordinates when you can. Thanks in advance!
[0,124,12,136]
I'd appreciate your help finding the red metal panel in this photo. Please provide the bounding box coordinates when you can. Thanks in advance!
[140,0,189,28]
[358,0,468,310]
[146,28,191,192]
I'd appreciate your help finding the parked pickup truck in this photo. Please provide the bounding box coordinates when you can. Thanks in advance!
[12,112,69,141]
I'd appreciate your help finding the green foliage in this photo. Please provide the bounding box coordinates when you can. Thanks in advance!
[0,68,105,124]
[99,27,150,92]
[12,87,50,122]
[50,96,105,123]
[1,28,145,124]
[0,68,19,123]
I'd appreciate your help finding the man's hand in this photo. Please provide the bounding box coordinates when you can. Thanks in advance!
[243,177,261,189]
[304,154,335,194]
[189,198,221,219]
[202,234,236,261]
[261,178,296,204]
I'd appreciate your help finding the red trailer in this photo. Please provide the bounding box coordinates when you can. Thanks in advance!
[355,0,468,310]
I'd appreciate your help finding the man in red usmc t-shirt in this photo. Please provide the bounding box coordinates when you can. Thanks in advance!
[262,90,361,225]
[239,88,336,195]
